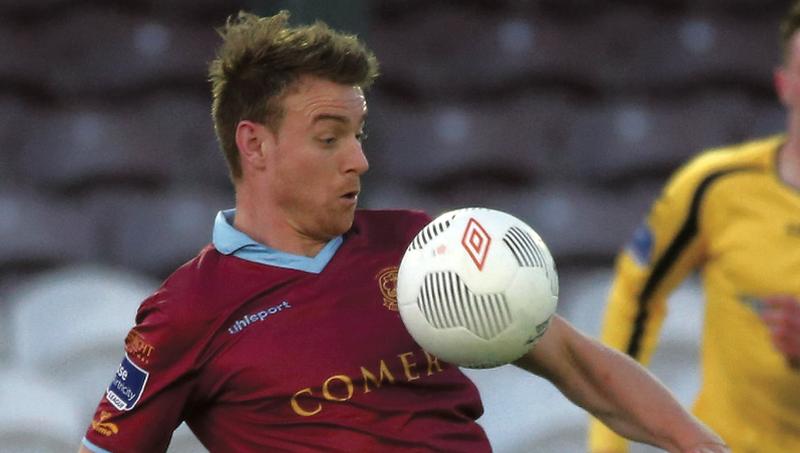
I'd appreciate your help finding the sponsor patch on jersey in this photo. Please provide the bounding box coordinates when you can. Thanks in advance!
[628,222,653,266]
[91,411,119,437]
[375,266,399,311]
[106,355,149,411]
[124,329,155,365]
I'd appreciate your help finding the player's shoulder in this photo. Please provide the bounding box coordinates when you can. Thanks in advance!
[138,245,224,322]
[684,135,781,177]
[669,134,782,189]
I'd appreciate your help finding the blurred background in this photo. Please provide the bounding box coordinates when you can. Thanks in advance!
[0,0,791,451]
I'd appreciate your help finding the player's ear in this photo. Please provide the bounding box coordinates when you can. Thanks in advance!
[235,120,274,172]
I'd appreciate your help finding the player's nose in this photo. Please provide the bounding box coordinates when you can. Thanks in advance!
[345,140,369,175]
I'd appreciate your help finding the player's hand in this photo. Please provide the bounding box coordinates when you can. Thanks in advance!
[760,295,800,369]
[682,441,730,453]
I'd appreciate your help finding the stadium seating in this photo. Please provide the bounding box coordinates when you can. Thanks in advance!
[369,7,598,96]
[39,6,219,96]
[7,265,159,416]
[370,3,783,98]
[87,188,231,276]
[18,92,229,194]
[587,9,779,90]
[563,92,752,184]
[0,188,96,270]
[0,94,30,185]
[18,104,170,193]
[0,21,43,86]
[0,0,70,12]
[751,99,786,137]
[141,92,231,190]
[367,91,573,187]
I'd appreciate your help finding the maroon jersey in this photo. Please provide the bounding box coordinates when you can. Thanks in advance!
[83,209,489,453]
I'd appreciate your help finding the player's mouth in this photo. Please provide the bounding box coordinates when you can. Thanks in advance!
[340,190,359,204]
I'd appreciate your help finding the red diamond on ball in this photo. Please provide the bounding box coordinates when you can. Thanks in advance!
[461,217,491,270]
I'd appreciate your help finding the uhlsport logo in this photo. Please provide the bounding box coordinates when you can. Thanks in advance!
[461,217,491,270]
[228,300,292,334]
[376,266,399,311]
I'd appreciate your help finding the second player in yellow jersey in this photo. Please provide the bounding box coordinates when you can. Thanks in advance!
[589,135,800,453]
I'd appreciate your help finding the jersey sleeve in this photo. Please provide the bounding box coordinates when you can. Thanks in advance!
[83,286,203,453]
[588,157,711,452]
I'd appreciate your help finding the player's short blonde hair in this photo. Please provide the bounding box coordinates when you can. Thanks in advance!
[208,11,379,181]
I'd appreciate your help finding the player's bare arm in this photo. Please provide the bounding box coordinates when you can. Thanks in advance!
[514,315,729,453]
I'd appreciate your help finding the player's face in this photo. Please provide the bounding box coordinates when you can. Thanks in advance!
[266,76,369,241]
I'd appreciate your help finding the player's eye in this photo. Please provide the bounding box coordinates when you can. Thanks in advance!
[318,136,337,146]
[356,130,368,143]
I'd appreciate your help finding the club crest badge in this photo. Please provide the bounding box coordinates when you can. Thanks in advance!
[376,266,399,311]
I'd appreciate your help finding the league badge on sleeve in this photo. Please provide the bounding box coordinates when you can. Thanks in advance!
[628,222,653,266]
[106,355,149,411]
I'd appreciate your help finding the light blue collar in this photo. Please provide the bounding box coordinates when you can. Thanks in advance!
[212,209,342,274]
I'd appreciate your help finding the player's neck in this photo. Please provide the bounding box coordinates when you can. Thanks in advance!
[779,127,800,189]
[233,189,328,258]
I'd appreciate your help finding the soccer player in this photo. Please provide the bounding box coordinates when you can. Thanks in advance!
[78,11,729,453]
[588,3,800,453]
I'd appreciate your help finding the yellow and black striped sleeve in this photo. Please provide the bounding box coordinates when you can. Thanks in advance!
[587,151,746,452]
